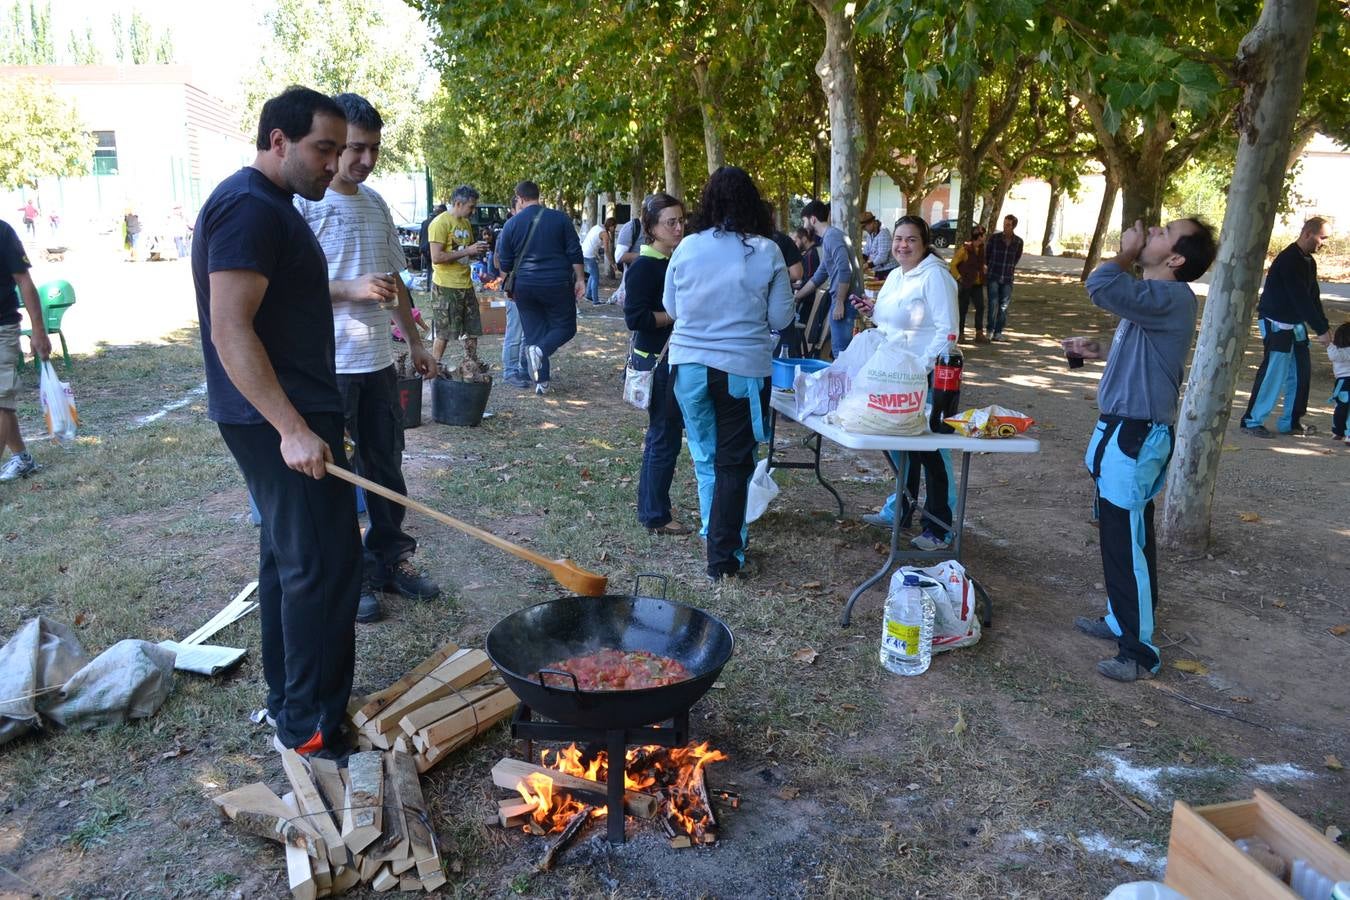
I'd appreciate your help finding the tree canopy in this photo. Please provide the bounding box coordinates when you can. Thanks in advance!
[0,75,95,189]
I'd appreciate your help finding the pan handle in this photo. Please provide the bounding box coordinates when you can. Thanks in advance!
[535,668,581,693]
[633,573,670,599]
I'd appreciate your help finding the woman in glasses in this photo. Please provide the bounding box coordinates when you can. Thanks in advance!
[623,192,692,536]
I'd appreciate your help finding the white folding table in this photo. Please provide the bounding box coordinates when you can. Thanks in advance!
[766,390,1040,625]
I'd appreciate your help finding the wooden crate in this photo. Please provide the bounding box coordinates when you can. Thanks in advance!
[1165,789,1350,899]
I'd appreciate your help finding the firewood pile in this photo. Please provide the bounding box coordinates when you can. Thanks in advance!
[213,748,445,895]
[348,644,516,773]
[210,642,518,896]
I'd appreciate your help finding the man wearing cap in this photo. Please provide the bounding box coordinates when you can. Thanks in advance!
[860,211,895,275]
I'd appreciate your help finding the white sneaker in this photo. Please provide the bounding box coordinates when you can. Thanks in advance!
[0,453,37,482]
[526,345,544,383]
[535,381,549,396]
[911,529,951,552]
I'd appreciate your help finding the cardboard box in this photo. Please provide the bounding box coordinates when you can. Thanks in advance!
[1165,789,1350,899]
[479,293,507,335]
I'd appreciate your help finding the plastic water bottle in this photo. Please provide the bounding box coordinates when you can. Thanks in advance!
[880,573,934,675]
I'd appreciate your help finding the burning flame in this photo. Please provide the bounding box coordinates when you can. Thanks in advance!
[514,742,727,838]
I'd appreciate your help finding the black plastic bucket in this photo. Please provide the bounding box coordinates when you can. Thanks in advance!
[431,376,491,427]
[397,376,423,428]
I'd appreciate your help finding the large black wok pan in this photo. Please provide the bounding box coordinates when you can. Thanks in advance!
[486,578,734,730]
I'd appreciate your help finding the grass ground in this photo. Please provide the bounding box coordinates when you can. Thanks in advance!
[0,271,1346,899]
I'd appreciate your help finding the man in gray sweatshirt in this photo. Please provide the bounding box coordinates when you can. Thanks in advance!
[1078,217,1216,683]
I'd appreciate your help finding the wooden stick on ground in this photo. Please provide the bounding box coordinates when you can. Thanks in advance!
[538,805,594,872]
[1097,777,1152,821]
[1146,681,1274,730]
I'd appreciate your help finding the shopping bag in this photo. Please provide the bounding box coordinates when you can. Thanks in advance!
[793,327,885,418]
[833,336,929,435]
[39,360,78,444]
[897,560,981,653]
[744,458,779,523]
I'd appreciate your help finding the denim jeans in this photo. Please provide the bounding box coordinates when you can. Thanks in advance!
[986,281,1013,335]
[583,257,600,302]
[829,302,857,358]
[637,361,683,528]
[502,300,527,381]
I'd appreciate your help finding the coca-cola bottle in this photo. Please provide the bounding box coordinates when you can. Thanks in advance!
[930,334,963,433]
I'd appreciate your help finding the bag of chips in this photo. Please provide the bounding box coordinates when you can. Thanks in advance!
[943,405,1035,438]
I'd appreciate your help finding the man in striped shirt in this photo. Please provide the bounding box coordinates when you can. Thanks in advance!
[295,93,440,623]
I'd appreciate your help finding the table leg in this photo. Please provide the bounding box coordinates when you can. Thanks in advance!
[950,451,971,559]
[840,461,904,626]
[810,433,845,517]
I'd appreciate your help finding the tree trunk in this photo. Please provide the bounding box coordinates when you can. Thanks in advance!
[956,154,978,243]
[1162,0,1318,553]
[662,118,684,199]
[581,188,596,231]
[1118,118,1173,228]
[859,165,872,212]
[1284,118,1317,172]
[1042,176,1062,255]
[1081,165,1119,281]
[691,61,726,175]
[809,0,863,259]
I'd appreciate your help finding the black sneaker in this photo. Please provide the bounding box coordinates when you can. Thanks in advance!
[1074,616,1116,640]
[1096,657,1154,683]
[1241,424,1275,439]
[1282,424,1317,437]
[386,560,441,600]
[356,587,383,623]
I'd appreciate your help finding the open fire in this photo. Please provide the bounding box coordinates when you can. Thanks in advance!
[508,741,728,845]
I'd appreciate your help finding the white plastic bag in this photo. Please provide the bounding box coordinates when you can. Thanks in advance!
[897,560,981,653]
[794,328,885,418]
[833,337,929,435]
[39,360,78,444]
[744,458,779,523]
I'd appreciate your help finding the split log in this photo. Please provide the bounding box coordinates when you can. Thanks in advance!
[399,874,423,892]
[498,799,537,828]
[538,805,593,871]
[388,746,442,887]
[368,650,493,736]
[280,750,348,867]
[349,641,461,726]
[340,751,384,853]
[370,865,399,892]
[669,835,692,849]
[416,686,517,749]
[397,679,505,736]
[279,794,318,900]
[330,865,359,894]
[365,752,409,865]
[212,782,325,858]
[490,758,658,818]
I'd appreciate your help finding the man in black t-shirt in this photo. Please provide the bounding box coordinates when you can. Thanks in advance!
[193,86,360,762]
[0,220,51,482]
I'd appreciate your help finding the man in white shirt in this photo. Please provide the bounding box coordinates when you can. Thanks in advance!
[580,216,613,304]
[294,93,439,623]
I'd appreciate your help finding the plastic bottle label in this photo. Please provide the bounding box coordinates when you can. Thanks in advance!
[933,363,962,391]
[885,620,919,655]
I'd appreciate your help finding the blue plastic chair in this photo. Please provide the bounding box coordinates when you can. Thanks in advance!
[19,280,76,370]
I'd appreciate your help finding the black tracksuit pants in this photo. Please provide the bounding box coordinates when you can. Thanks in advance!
[219,412,362,750]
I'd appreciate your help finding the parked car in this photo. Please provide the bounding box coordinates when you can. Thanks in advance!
[928,218,958,248]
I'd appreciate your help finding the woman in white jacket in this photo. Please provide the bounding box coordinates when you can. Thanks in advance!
[853,215,960,550]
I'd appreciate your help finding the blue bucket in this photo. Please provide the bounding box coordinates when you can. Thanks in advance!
[772,357,830,390]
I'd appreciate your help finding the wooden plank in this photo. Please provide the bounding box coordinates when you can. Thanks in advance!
[308,758,347,827]
[350,642,462,726]
[284,793,333,893]
[280,750,347,867]
[212,782,325,858]
[420,871,447,893]
[369,651,494,735]
[330,865,359,894]
[365,752,409,865]
[371,865,399,892]
[1165,799,1295,899]
[490,758,658,818]
[339,751,384,853]
[396,679,505,735]
[182,581,258,645]
[399,874,422,892]
[280,794,319,900]
[362,725,391,751]
[390,854,416,875]
[498,799,536,828]
[388,749,441,883]
[416,685,517,748]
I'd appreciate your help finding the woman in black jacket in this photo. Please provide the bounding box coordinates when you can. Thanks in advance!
[623,192,690,535]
